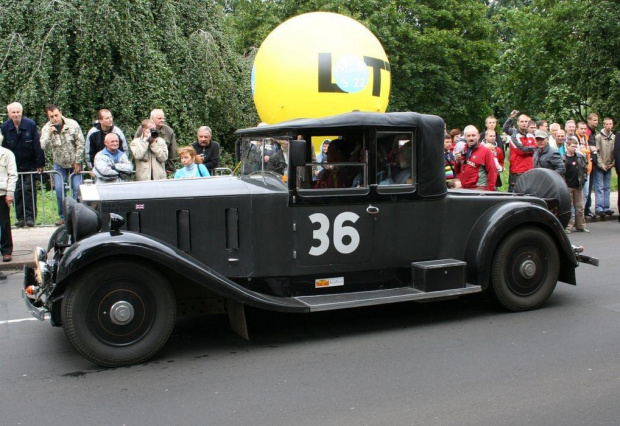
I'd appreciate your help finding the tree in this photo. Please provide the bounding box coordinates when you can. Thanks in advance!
[224,0,499,129]
[491,0,620,123]
[0,0,254,161]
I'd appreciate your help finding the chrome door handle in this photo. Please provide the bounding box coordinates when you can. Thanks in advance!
[366,205,379,214]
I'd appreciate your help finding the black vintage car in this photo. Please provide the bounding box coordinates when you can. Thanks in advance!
[23,112,597,367]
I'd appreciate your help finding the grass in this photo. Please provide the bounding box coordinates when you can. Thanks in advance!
[10,179,63,227]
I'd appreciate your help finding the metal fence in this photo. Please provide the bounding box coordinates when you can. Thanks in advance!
[11,170,90,227]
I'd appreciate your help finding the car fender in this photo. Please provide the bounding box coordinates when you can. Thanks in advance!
[464,201,577,290]
[52,231,309,313]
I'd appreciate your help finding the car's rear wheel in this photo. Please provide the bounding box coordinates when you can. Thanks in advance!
[62,261,176,367]
[491,227,559,311]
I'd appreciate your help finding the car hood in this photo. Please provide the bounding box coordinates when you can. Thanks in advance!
[79,175,287,203]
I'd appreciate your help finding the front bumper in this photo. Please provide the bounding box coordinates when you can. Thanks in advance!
[573,245,599,267]
[22,265,48,321]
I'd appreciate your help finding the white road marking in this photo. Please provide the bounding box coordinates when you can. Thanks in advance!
[0,317,41,325]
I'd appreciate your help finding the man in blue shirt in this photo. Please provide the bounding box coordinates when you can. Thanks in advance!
[1,102,44,227]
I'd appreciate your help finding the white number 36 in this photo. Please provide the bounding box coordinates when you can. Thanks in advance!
[308,212,360,256]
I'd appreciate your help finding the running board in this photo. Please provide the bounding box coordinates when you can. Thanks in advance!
[293,284,482,312]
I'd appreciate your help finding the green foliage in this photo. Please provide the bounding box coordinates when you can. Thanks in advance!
[224,0,498,129]
[491,0,620,123]
[2,0,618,148]
[0,0,256,156]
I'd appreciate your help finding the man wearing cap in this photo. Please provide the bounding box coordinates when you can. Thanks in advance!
[563,136,589,233]
[533,130,565,175]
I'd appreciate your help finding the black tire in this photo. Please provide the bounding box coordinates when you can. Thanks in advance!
[513,168,571,228]
[491,227,560,311]
[61,261,176,367]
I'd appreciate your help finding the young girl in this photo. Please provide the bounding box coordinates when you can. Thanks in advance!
[174,146,210,179]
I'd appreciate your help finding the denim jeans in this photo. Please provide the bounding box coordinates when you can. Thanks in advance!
[582,173,590,206]
[592,167,612,213]
[53,164,81,219]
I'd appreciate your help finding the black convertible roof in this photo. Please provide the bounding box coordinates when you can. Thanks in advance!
[237,111,447,198]
[236,111,440,135]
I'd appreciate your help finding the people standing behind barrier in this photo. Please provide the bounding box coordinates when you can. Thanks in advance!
[502,110,537,192]
[548,123,561,149]
[191,126,220,175]
[449,128,463,153]
[563,137,589,233]
[40,105,85,226]
[443,134,456,187]
[0,143,17,261]
[576,121,596,218]
[593,118,615,217]
[93,133,134,184]
[537,120,549,134]
[85,109,128,169]
[480,116,503,152]
[565,120,577,139]
[613,128,620,221]
[130,120,168,181]
[134,109,177,173]
[555,128,567,157]
[174,146,209,179]
[533,130,565,176]
[482,129,504,189]
[1,102,44,227]
[455,125,497,191]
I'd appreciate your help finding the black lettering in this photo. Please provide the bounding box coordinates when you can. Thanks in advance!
[318,53,345,93]
[363,56,390,97]
[318,53,391,96]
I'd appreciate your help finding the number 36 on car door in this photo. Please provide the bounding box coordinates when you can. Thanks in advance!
[293,206,374,265]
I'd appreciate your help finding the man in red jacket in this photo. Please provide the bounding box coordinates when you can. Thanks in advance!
[502,109,537,191]
[457,125,498,191]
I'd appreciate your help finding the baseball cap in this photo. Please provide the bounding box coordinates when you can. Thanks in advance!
[534,130,548,139]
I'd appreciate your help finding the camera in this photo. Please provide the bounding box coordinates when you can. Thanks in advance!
[150,129,159,138]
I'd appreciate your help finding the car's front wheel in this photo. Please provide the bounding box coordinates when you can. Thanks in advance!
[61,261,176,367]
[491,227,559,311]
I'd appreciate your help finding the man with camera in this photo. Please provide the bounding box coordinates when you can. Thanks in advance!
[130,119,168,180]
[134,109,177,173]
[40,104,85,226]
[191,126,220,175]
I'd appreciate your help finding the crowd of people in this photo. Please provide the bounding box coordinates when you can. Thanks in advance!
[0,102,222,262]
[1,101,618,262]
[445,111,618,234]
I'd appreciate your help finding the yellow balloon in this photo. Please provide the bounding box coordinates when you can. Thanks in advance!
[253,12,391,124]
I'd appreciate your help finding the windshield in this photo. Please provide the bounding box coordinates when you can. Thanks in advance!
[241,135,291,178]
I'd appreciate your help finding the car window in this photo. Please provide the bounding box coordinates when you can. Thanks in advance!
[376,132,415,186]
[241,136,290,178]
[296,135,367,190]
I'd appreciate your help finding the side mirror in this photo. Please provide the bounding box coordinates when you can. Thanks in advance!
[290,139,307,167]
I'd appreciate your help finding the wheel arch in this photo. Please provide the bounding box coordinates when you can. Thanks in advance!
[50,232,308,325]
[464,202,577,290]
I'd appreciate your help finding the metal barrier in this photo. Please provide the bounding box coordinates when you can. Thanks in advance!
[12,170,83,227]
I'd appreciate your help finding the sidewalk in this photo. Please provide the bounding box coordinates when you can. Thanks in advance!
[1,226,56,271]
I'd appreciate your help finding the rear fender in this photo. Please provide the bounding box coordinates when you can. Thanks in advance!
[52,231,308,313]
[464,202,577,290]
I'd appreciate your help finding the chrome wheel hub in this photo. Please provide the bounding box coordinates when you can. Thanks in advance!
[109,301,135,325]
[519,259,537,279]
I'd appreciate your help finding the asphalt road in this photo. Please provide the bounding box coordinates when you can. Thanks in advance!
[1,221,619,426]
